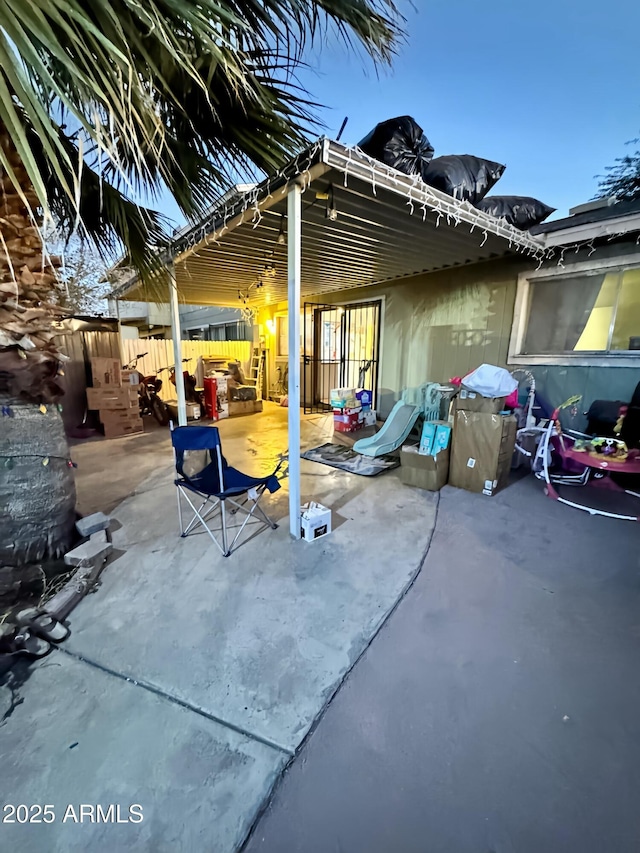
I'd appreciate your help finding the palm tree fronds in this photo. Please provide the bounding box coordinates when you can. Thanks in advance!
[1,0,402,273]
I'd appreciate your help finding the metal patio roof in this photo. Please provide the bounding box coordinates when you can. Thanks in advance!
[114,139,546,308]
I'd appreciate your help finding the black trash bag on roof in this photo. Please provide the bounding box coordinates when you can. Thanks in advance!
[358,116,435,176]
[475,195,556,230]
[421,155,505,204]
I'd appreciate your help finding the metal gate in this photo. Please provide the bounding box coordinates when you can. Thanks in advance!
[303,300,381,414]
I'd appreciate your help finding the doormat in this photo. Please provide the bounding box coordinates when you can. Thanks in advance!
[302,443,400,477]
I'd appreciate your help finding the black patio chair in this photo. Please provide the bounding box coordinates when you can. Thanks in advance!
[171,425,281,557]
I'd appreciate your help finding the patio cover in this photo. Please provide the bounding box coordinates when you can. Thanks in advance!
[112,138,546,539]
[115,138,544,309]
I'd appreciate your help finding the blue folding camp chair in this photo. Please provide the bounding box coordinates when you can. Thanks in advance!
[171,425,282,557]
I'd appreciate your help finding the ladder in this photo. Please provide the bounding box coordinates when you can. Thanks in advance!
[248,348,265,400]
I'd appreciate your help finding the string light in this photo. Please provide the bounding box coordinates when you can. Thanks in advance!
[117,138,640,304]
[2,403,63,417]
[1,454,77,469]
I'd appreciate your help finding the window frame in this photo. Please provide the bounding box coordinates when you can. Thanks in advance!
[275,313,289,357]
[508,254,640,367]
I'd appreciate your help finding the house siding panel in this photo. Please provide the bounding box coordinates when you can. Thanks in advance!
[259,253,638,423]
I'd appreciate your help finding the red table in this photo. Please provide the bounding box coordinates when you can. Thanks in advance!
[545,445,640,521]
[562,446,640,475]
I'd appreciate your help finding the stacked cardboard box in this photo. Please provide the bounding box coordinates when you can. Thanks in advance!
[400,420,452,491]
[331,387,365,434]
[453,389,506,415]
[228,399,263,416]
[88,357,142,439]
[419,420,452,456]
[90,356,121,388]
[333,406,363,433]
[449,407,517,496]
[400,444,450,491]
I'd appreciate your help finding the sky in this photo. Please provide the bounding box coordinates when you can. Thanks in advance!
[160,0,640,226]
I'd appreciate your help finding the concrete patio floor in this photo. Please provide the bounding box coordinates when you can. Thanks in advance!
[0,404,438,852]
[2,405,639,852]
[244,476,640,853]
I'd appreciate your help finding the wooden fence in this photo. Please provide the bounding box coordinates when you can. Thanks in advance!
[120,338,252,402]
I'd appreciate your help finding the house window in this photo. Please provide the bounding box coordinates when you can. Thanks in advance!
[188,327,206,341]
[511,260,640,363]
[207,321,251,342]
[276,315,289,357]
[275,313,306,357]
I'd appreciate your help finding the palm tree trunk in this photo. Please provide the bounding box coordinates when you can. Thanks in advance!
[0,122,76,583]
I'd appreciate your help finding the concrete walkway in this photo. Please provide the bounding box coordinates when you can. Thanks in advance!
[0,405,437,852]
[243,476,640,853]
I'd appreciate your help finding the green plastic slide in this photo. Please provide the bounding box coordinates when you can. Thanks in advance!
[353,384,437,458]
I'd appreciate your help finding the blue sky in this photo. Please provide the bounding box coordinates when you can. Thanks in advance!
[162,0,640,226]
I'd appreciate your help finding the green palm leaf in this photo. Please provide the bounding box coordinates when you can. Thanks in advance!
[1,0,402,278]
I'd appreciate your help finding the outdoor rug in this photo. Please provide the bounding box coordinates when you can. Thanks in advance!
[302,443,400,476]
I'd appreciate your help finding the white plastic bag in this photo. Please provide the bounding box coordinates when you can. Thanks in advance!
[462,364,517,398]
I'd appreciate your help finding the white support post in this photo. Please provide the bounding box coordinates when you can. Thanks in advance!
[287,184,302,539]
[168,264,187,426]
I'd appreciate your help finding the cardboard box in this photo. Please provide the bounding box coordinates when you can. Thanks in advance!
[216,380,230,419]
[356,389,372,411]
[91,357,121,388]
[330,388,357,409]
[454,388,506,415]
[333,411,363,433]
[400,444,449,491]
[228,399,263,416]
[87,386,138,410]
[419,420,452,456]
[103,422,143,439]
[449,411,517,496]
[100,408,140,425]
[165,399,220,421]
[214,376,228,397]
[362,409,377,427]
[121,369,140,386]
[300,502,332,541]
[186,402,201,420]
[100,410,141,441]
[332,405,362,417]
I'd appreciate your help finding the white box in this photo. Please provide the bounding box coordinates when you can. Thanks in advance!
[363,409,376,427]
[186,402,201,420]
[300,502,332,541]
[121,369,140,386]
[215,376,228,396]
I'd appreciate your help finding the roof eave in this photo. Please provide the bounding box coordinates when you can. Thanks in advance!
[112,137,546,301]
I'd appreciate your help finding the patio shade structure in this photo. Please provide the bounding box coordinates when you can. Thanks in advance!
[112,138,546,539]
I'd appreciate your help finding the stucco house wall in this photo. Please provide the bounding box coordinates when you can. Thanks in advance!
[258,242,639,422]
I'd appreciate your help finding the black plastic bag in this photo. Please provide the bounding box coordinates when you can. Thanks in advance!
[475,195,556,230]
[358,116,434,176]
[421,155,505,203]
